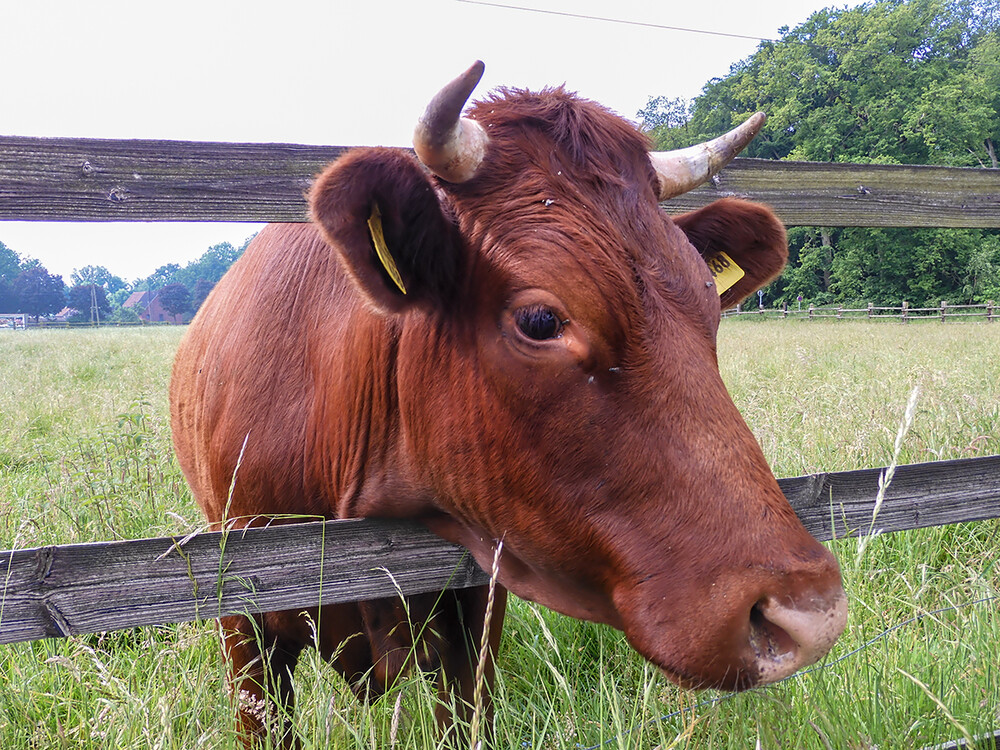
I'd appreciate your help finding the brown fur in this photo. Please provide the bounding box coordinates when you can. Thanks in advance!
[171,87,839,747]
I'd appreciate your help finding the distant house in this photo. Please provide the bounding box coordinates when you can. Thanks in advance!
[123,290,185,324]
[53,306,79,323]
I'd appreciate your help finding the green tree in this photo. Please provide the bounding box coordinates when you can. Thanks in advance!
[157,282,191,318]
[0,280,16,311]
[638,97,695,150]
[182,242,240,285]
[71,265,128,296]
[0,240,20,282]
[644,0,1000,306]
[905,33,1000,167]
[106,305,142,325]
[775,228,836,304]
[136,263,182,294]
[109,287,134,309]
[0,241,23,311]
[961,235,1000,301]
[13,266,65,321]
[68,283,112,323]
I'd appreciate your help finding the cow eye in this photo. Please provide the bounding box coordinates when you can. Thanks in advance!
[515,305,564,340]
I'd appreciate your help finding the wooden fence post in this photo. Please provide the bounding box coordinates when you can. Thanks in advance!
[902,300,909,323]
[809,304,814,319]
[988,300,994,322]
[868,301,874,319]
[941,300,947,322]
[782,302,788,318]
[837,306,843,319]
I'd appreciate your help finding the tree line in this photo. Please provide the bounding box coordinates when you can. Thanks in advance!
[639,0,1000,308]
[0,235,255,324]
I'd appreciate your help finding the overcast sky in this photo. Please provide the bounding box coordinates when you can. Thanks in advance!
[1,0,860,285]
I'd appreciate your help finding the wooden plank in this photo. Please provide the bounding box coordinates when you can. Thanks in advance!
[780,455,1000,542]
[0,135,344,222]
[1,136,999,227]
[0,518,488,645]
[663,158,1000,228]
[1,456,997,645]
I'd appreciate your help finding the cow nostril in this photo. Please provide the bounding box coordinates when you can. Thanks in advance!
[749,602,798,664]
[747,588,848,686]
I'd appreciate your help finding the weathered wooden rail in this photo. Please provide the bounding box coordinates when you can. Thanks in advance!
[1,135,999,227]
[3,455,998,646]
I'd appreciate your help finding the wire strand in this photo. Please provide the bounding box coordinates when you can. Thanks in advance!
[579,593,1000,750]
[456,0,780,42]
[456,0,1000,71]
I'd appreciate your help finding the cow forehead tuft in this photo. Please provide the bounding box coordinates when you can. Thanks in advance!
[467,87,654,178]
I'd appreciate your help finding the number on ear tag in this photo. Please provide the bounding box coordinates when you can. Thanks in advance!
[706,252,745,296]
[367,204,407,295]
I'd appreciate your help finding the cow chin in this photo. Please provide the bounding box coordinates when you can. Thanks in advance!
[420,512,626,627]
[421,513,847,692]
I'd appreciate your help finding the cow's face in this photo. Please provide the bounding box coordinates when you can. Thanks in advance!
[310,64,846,691]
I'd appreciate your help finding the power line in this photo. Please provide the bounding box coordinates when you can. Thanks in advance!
[456,0,1000,71]
[455,0,779,43]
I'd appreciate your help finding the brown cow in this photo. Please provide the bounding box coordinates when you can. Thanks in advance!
[170,61,846,747]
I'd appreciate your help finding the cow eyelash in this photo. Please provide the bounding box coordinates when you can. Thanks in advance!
[514,305,566,341]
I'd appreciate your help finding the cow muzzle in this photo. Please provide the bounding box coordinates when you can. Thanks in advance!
[620,542,847,692]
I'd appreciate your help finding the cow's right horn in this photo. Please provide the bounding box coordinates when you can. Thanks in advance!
[413,60,490,184]
[650,112,766,200]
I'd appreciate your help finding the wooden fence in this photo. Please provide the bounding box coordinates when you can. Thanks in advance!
[1,136,999,646]
[3,455,999,646]
[727,300,997,322]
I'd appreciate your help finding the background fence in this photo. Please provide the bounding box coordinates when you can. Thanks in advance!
[0,313,26,329]
[727,300,997,322]
[1,136,999,643]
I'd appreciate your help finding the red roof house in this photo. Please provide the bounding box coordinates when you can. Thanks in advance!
[123,290,185,324]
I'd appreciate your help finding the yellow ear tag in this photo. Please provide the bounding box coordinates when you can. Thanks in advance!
[367,204,407,295]
[706,251,745,296]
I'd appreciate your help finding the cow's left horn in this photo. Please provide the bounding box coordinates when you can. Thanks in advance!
[650,112,766,200]
[413,60,490,183]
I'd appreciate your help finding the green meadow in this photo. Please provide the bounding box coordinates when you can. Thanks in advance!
[1,321,997,749]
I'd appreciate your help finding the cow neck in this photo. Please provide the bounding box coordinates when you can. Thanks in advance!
[307,310,418,520]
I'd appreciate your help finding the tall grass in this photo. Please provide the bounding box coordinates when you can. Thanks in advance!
[1,321,998,749]
[0,327,197,549]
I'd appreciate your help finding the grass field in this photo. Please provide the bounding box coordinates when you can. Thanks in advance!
[1,321,998,749]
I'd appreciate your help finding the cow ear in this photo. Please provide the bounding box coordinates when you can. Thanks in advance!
[673,198,788,311]
[309,147,464,314]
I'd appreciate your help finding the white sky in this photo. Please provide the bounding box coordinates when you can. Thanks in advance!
[0,0,859,285]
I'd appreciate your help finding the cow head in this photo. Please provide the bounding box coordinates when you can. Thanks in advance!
[310,62,846,691]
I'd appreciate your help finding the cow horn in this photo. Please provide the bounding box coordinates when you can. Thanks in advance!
[649,112,766,200]
[413,60,490,183]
